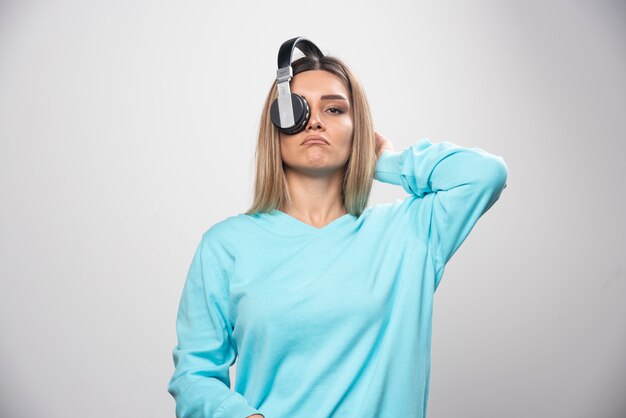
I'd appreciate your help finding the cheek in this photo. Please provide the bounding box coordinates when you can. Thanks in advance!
[278,134,302,162]
[279,133,294,151]
[338,121,354,158]
[278,136,290,160]
[342,120,354,144]
[335,115,353,137]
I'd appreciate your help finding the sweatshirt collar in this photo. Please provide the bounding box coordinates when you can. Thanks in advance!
[250,209,356,235]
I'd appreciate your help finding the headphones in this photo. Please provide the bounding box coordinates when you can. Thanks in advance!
[270,36,324,135]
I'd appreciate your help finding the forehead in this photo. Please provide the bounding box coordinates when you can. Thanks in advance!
[290,70,349,99]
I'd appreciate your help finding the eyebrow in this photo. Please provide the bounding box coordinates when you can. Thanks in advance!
[302,94,349,102]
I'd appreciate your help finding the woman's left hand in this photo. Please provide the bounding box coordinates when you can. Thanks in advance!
[374,130,395,161]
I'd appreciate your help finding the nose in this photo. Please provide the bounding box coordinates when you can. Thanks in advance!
[306,109,325,131]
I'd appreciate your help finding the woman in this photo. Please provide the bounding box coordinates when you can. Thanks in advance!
[167,37,508,418]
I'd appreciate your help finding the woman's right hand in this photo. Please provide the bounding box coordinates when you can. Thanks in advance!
[374,130,395,161]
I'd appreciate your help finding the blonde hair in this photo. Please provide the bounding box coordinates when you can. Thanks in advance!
[244,54,376,217]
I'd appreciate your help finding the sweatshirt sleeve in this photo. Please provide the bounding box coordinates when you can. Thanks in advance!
[374,138,508,288]
[167,234,263,418]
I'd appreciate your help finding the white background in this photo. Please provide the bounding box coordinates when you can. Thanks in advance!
[0,0,624,417]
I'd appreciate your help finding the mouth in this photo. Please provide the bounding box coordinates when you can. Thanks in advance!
[301,135,330,145]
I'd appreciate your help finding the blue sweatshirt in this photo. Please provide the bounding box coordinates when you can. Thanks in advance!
[167,138,508,418]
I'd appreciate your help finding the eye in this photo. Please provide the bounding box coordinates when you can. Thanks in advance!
[326,107,345,114]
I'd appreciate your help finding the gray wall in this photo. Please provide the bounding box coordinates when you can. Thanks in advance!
[1,0,624,417]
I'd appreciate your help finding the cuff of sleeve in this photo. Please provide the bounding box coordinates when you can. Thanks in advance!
[214,392,262,418]
[374,149,404,185]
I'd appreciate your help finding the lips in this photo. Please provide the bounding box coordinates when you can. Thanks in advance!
[301,135,330,145]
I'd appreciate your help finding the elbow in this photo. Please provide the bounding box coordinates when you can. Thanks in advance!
[489,155,508,192]
[473,152,508,192]
[456,146,509,192]
[479,155,508,213]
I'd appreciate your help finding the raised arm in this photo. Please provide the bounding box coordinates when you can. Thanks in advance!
[374,136,508,289]
[168,234,264,418]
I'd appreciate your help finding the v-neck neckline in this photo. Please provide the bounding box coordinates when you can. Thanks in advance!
[270,209,355,234]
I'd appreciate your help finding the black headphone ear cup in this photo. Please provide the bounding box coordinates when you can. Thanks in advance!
[270,93,310,135]
[270,99,282,129]
[287,93,310,134]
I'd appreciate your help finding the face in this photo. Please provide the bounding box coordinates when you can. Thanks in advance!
[279,70,353,177]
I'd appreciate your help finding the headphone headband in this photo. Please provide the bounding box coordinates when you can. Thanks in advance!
[277,36,324,69]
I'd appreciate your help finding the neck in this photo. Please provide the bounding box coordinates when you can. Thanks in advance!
[280,168,347,225]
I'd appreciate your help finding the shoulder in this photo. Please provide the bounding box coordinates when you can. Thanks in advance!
[194,214,252,277]
[200,213,250,246]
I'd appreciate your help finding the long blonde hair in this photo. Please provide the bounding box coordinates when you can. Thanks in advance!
[244,54,376,217]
